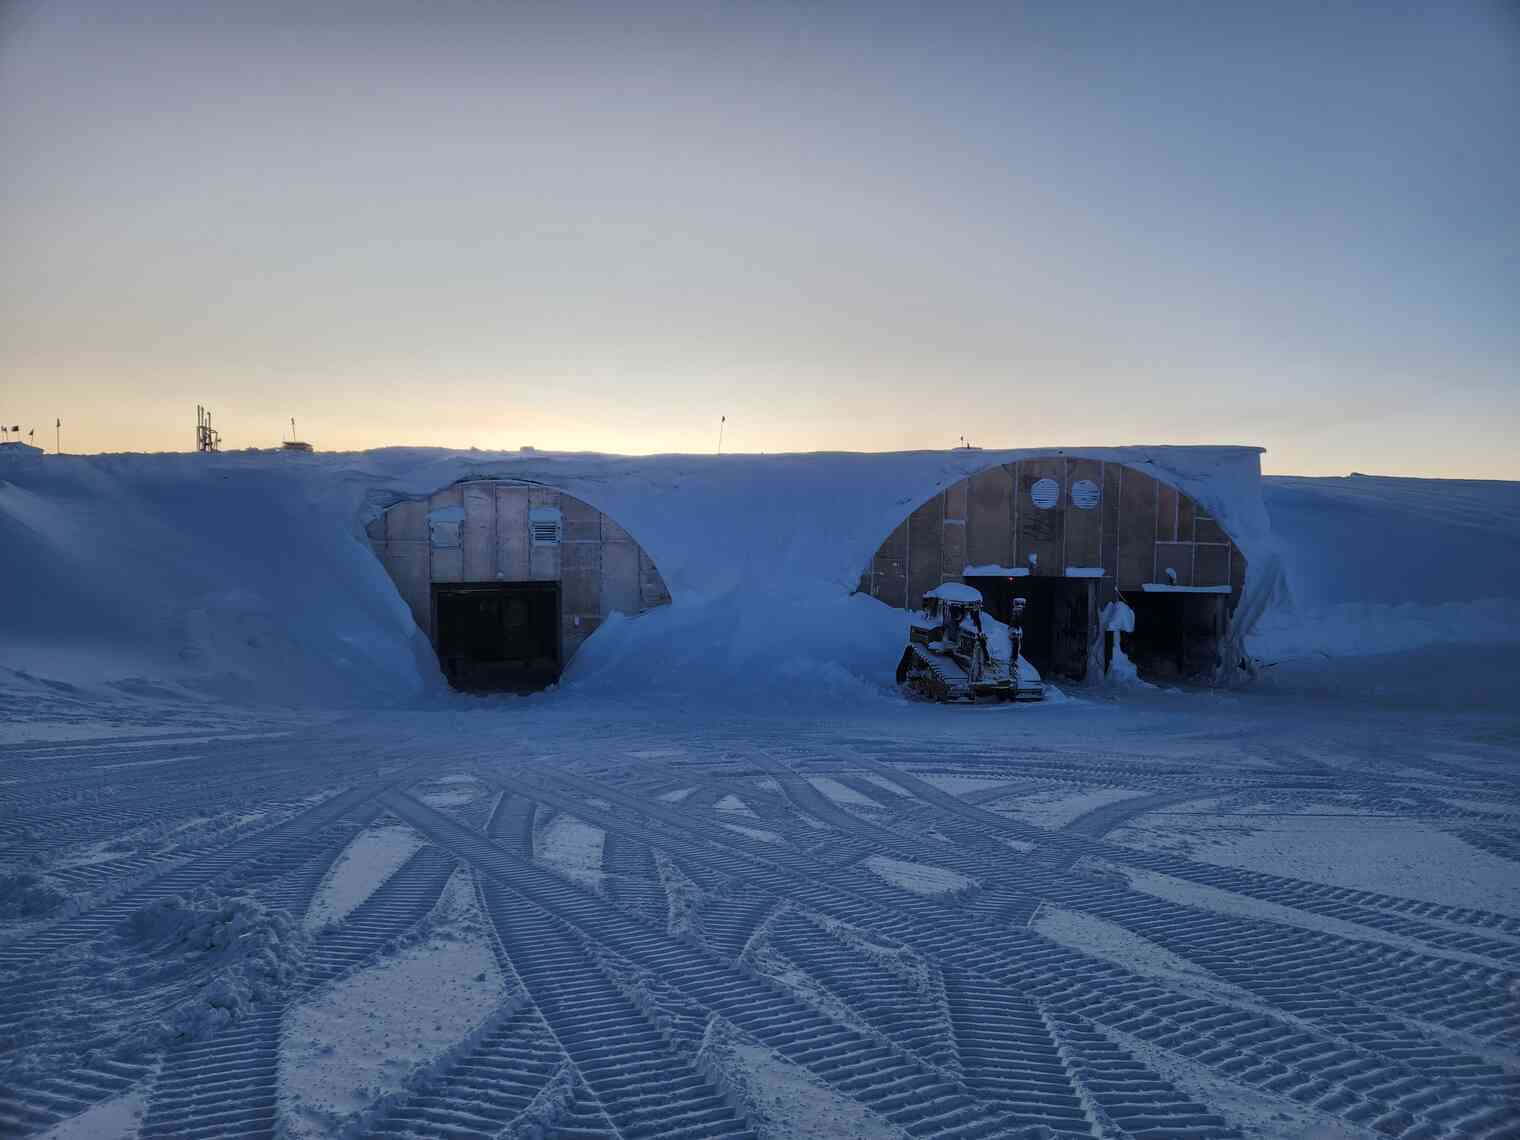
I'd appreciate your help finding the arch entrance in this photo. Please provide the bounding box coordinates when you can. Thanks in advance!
[367,480,671,691]
[860,457,1247,682]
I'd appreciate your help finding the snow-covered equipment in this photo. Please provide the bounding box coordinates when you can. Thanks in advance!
[896,583,1042,702]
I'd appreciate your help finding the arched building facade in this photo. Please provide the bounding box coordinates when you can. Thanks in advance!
[367,479,670,690]
[859,455,1248,682]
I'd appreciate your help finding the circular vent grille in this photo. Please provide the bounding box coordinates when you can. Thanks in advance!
[1070,478,1100,510]
[1030,477,1061,510]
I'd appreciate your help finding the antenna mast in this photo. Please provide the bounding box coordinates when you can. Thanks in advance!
[196,405,221,453]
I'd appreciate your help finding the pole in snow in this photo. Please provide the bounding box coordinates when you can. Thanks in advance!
[718,415,726,455]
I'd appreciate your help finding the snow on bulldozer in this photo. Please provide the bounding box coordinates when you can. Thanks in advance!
[895,583,1045,703]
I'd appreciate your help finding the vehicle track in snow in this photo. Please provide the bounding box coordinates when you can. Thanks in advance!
[137,840,460,1140]
[493,767,1519,1139]
[383,790,1035,1139]
[6,700,1519,1139]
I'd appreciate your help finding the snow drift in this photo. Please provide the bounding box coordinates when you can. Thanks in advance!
[1252,474,1520,665]
[6,444,1512,709]
[1,444,1277,709]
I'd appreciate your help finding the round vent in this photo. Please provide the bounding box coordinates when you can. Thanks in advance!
[1070,478,1100,510]
[1030,477,1061,510]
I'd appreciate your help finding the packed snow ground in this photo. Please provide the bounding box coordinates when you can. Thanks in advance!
[5,657,1519,1140]
[2,451,1518,1139]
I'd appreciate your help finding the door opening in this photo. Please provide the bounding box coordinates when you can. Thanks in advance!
[1124,592,1226,680]
[432,582,561,692]
[964,575,1094,681]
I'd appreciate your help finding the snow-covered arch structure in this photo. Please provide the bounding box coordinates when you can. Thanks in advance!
[367,479,671,690]
[858,452,1261,682]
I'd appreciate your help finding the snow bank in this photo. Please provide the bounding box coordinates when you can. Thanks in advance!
[0,449,435,707]
[1255,474,1520,664]
[6,443,1512,707]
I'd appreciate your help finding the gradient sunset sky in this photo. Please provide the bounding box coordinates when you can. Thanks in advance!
[2,1,1516,475]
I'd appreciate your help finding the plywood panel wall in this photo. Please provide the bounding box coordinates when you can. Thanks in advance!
[862,457,1246,615]
[373,481,672,665]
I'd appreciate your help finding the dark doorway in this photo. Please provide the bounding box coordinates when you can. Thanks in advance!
[1124,591,1226,680]
[433,582,561,692]
[965,575,1093,681]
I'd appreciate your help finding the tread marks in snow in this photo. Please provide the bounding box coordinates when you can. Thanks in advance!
[600,832,667,926]
[0,785,388,972]
[355,1007,600,1140]
[1045,1013,1244,1140]
[518,772,1517,1139]
[303,845,459,986]
[382,791,1025,1140]
[133,844,457,1140]
[938,971,1094,1139]
[137,1009,282,1140]
[765,908,962,1075]
[479,878,759,1140]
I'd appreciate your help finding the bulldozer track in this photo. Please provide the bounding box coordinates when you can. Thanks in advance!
[6,711,1518,1140]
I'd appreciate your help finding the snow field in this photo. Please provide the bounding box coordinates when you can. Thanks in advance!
[721,823,785,845]
[36,1089,147,1140]
[281,871,505,1137]
[988,785,1151,830]
[304,821,428,932]
[713,793,758,816]
[696,1016,903,1140]
[6,697,1520,1140]
[1110,809,1520,915]
[806,776,885,809]
[863,854,977,897]
[3,453,1519,1140]
[534,811,607,892]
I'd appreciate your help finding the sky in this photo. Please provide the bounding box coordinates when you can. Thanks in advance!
[1,0,1516,476]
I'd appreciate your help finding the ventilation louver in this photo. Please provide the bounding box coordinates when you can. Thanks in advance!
[529,507,562,546]
[1030,477,1061,510]
[1070,478,1101,510]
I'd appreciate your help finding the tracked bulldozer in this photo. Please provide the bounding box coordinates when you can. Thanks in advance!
[895,583,1044,702]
